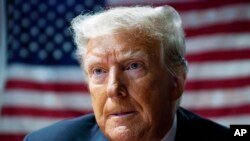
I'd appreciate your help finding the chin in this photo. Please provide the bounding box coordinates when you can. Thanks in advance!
[105,126,133,141]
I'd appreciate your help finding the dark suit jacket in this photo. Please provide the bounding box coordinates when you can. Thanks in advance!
[23,107,229,141]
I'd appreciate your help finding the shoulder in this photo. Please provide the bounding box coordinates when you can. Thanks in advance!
[175,107,229,141]
[23,113,108,141]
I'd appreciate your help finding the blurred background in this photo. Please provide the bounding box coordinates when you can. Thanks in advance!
[0,0,250,140]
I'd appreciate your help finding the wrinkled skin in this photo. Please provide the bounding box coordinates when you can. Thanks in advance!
[83,30,183,141]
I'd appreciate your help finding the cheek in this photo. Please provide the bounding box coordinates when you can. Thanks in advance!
[129,76,157,116]
[89,84,107,119]
[132,80,152,102]
[131,74,171,117]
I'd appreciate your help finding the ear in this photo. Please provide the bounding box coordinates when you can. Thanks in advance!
[170,71,186,100]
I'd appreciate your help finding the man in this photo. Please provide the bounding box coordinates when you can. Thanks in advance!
[24,5,229,141]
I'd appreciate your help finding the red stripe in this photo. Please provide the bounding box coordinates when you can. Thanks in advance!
[170,0,250,12]
[5,79,89,93]
[107,0,250,11]
[186,76,250,91]
[1,106,93,118]
[186,49,250,62]
[190,104,250,118]
[185,21,250,37]
[0,133,25,141]
[5,77,250,92]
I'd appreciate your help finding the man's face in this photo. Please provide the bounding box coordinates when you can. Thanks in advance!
[84,30,179,141]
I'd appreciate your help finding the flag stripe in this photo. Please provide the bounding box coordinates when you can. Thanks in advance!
[186,33,250,54]
[190,104,250,117]
[171,0,250,11]
[2,104,250,120]
[0,134,25,141]
[181,4,250,29]
[182,86,250,108]
[188,59,250,81]
[7,64,85,83]
[0,116,62,133]
[3,87,250,119]
[5,79,88,92]
[186,49,250,62]
[186,76,250,91]
[3,90,92,110]
[106,0,250,11]
[6,76,250,92]
[3,87,250,118]
[185,21,250,37]
[211,115,250,127]
[6,74,250,92]
[7,59,250,84]
[1,106,92,118]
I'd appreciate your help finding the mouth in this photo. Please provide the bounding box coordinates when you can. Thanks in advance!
[110,111,137,118]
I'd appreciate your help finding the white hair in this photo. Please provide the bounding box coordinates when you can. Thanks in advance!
[71,5,188,76]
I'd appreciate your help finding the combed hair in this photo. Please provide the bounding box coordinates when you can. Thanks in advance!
[71,5,188,76]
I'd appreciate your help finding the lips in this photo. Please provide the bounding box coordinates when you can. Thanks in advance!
[109,111,137,118]
[111,111,135,116]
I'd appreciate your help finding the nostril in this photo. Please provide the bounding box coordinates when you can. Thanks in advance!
[118,91,127,97]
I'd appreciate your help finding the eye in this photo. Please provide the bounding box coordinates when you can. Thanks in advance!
[92,68,106,75]
[126,62,143,70]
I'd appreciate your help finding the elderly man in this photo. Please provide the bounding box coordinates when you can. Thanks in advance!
[24,5,229,141]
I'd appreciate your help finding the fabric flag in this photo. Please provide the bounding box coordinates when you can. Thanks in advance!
[0,0,250,141]
[0,0,104,140]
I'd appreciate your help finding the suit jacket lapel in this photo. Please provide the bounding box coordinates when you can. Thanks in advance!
[91,124,109,141]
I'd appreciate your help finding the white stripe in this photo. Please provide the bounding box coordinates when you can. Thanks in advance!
[7,63,86,83]
[181,4,250,28]
[187,60,250,80]
[186,33,250,54]
[0,116,63,133]
[3,90,92,110]
[181,86,250,109]
[211,115,250,127]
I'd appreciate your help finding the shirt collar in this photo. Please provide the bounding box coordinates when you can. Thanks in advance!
[161,114,177,141]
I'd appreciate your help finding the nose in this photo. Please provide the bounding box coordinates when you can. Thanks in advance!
[106,67,127,98]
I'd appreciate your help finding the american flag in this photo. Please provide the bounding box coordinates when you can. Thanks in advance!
[0,0,250,141]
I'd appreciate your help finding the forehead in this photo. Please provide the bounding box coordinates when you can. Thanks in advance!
[85,29,161,59]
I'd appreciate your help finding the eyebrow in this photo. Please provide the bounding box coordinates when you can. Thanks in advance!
[122,49,148,60]
[84,49,148,67]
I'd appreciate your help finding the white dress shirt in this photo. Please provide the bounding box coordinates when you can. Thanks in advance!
[161,114,177,141]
